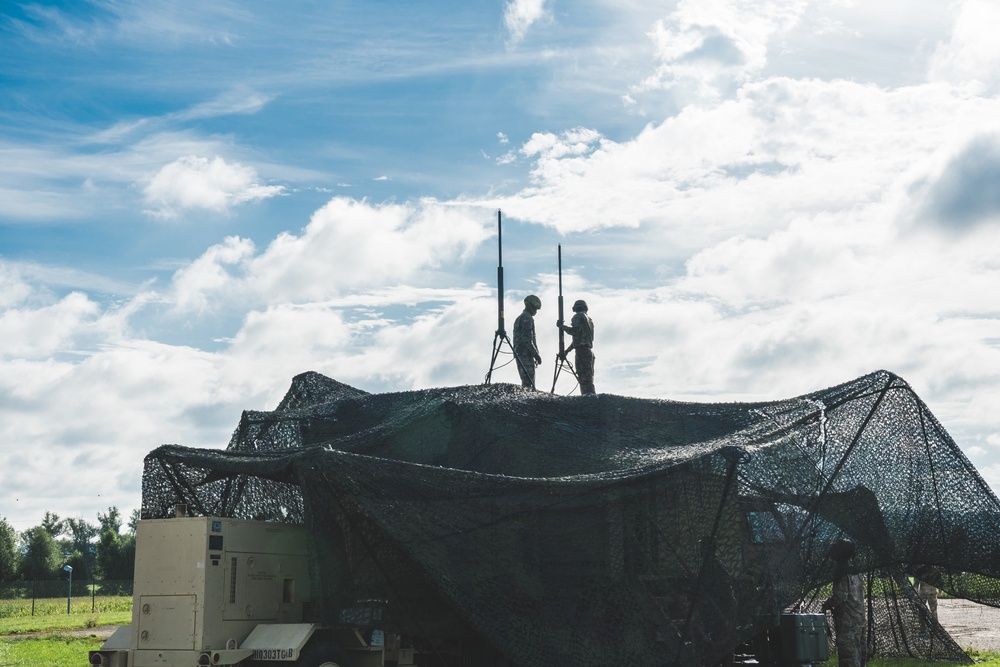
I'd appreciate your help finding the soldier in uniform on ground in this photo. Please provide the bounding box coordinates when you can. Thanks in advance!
[822,539,867,667]
[558,299,596,394]
[513,295,543,389]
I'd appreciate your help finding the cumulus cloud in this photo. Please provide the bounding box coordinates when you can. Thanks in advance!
[636,0,807,101]
[143,155,285,219]
[475,77,1000,246]
[0,289,101,360]
[0,265,32,309]
[0,337,237,528]
[928,0,1000,91]
[164,198,490,313]
[170,236,257,313]
[504,0,547,45]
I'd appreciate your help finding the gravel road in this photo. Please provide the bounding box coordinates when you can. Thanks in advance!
[937,598,1000,651]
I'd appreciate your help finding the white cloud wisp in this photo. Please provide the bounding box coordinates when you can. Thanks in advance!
[143,155,285,219]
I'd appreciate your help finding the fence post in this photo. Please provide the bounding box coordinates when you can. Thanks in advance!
[92,575,96,612]
[31,580,35,616]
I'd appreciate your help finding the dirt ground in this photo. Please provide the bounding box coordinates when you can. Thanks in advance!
[55,626,119,639]
[937,598,1000,651]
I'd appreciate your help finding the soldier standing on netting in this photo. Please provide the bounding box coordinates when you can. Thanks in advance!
[558,299,595,394]
[822,539,867,667]
[513,295,543,389]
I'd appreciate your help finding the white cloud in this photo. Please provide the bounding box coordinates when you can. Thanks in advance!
[10,2,248,48]
[636,0,807,101]
[170,236,256,313]
[225,305,353,376]
[0,265,33,309]
[473,77,1000,247]
[0,130,253,222]
[167,198,491,313]
[176,87,273,121]
[143,155,285,219]
[928,0,1000,92]
[0,338,239,530]
[504,0,547,45]
[0,291,101,360]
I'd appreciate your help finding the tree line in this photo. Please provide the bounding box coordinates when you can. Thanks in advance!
[0,508,136,584]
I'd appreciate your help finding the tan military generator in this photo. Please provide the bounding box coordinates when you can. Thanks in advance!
[89,516,413,667]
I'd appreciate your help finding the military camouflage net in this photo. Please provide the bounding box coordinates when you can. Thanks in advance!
[142,370,1000,666]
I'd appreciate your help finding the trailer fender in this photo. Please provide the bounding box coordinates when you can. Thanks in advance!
[241,622,319,661]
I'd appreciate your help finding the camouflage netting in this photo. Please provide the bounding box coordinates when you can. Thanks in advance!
[142,370,1000,666]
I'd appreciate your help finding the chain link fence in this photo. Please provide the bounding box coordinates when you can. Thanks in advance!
[0,579,133,617]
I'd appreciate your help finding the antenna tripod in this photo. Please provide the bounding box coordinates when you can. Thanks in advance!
[550,244,580,393]
[484,210,533,386]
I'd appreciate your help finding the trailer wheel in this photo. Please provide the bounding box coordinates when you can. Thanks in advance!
[297,641,353,667]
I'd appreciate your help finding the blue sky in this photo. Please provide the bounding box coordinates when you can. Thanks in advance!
[3,0,1000,533]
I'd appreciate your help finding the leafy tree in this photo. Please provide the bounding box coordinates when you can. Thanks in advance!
[96,528,135,593]
[19,526,62,580]
[40,511,66,538]
[95,529,122,579]
[0,517,20,582]
[93,507,137,592]
[127,508,140,535]
[97,507,122,535]
[121,534,136,579]
[66,549,92,595]
[65,517,99,572]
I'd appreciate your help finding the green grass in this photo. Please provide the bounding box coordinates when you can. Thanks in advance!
[0,634,106,667]
[0,611,131,636]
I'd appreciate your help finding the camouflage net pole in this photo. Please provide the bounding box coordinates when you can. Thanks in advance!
[143,370,1000,666]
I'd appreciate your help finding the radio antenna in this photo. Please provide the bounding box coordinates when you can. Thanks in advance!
[496,208,505,336]
[550,243,579,393]
[485,209,531,385]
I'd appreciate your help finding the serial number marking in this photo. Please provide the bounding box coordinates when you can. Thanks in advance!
[252,648,294,660]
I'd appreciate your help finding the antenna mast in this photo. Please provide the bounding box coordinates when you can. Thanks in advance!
[485,209,530,385]
[496,209,505,337]
[550,243,579,393]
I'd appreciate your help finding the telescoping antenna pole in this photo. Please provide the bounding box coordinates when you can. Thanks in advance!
[485,210,530,384]
[550,244,579,393]
[496,209,505,337]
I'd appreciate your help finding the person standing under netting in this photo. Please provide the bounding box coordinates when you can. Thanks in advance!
[914,566,942,622]
[513,295,543,389]
[822,539,867,667]
[558,299,595,394]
